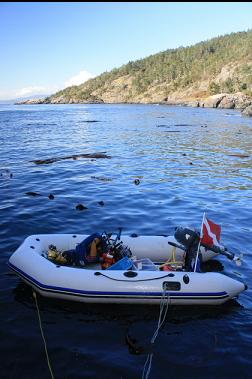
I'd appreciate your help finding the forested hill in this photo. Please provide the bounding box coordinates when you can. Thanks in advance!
[38,30,252,107]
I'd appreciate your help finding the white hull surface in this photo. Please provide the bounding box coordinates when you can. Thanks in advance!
[8,234,246,305]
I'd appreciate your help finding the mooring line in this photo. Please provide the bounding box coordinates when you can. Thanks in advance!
[33,291,55,379]
[142,288,170,379]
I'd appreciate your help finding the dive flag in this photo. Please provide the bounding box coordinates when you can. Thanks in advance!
[200,214,221,247]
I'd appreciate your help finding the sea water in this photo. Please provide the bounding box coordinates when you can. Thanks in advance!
[1,103,252,378]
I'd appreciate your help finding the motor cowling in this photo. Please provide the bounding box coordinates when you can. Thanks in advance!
[174,227,200,251]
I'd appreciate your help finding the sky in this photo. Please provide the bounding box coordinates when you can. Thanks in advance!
[1,2,252,100]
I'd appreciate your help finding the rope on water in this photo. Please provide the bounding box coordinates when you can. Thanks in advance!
[33,291,55,379]
[142,288,170,379]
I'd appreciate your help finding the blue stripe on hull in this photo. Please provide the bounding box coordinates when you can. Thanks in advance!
[8,262,229,301]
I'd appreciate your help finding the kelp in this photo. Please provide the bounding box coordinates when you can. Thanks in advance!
[31,152,111,165]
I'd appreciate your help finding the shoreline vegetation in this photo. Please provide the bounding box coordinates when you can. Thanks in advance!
[16,29,252,117]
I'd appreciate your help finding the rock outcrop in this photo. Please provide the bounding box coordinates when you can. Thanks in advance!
[200,94,227,108]
[16,91,252,116]
[15,98,45,105]
[16,96,103,105]
[198,92,252,111]
[242,105,252,116]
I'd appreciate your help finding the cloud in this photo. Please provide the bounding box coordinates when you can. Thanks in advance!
[64,70,94,88]
[15,85,58,98]
[0,85,60,100]
[0,69,95,100]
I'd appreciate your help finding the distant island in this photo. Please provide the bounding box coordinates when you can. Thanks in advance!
[17,29,252,116]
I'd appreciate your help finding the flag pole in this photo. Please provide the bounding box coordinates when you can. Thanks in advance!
[194,212,205,272]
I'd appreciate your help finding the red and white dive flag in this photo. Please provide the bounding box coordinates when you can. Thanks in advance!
[200,214,221,247]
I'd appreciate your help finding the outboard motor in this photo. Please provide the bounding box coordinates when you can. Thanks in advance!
[174,227,201,271]
[174,227,200,250]
[174,226,239,269]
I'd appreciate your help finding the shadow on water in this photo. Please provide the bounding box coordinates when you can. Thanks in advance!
[10,281,247,379]
[13,281,243,324]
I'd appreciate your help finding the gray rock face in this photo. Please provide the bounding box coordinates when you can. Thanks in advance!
[16,97,104,105]
[218,96,235,109]
[231,92,252,109]
[200,92,251,110]
[14,89,252,117]
[242,105,252,116]
[15,98,45,105]
[201,94,227,108]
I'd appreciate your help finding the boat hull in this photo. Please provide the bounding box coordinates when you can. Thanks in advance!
[8,234,246,305]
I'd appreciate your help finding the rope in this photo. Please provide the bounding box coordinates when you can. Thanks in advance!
[95,272,173,282]
[142,287,170,379]
[33,291,55,379]
[159,246,184,270]
[142,353,153,379]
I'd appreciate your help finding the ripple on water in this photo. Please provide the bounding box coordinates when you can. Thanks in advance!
[1,104,252,379]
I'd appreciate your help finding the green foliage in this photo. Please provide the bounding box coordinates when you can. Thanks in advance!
[222,78,235,93]
[240,83,247,90]
[48,29,252,102]
[209,82,221,94]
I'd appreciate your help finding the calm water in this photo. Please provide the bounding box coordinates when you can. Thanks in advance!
[1,103,252,379]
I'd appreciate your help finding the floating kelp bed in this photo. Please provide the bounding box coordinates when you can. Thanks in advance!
[31,152,111,165]
[78,120,101,123]
[91,176,112,182]
[227,154,250,158]
[25,191,42,197]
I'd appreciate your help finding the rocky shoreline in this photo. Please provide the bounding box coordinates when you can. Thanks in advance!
[161,92,252,116]
[15,92,252,116]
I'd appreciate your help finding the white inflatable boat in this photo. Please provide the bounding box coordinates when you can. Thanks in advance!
[8,234,246,306]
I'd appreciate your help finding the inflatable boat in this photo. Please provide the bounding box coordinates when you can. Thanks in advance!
[8,233,246,305]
